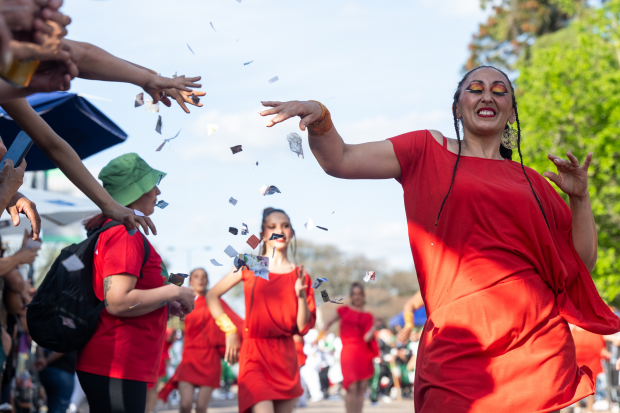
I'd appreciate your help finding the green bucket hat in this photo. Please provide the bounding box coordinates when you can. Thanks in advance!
[98,153,166,206]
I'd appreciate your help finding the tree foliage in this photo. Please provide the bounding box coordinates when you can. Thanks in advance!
[467,0,585,71]
[515,4,620,299]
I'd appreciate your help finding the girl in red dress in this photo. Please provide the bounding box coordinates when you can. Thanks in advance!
[259,66,620,413]
[207,208,316,413]
[158,268,243,413]
[322,282,378,413]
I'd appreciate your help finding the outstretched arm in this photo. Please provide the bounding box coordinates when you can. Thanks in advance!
[396,291,424,343]
[260,100,401,179]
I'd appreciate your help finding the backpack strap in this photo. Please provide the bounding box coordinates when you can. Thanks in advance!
[95,221,150,279]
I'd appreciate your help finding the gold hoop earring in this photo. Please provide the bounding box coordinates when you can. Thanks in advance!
[501,125,518,149]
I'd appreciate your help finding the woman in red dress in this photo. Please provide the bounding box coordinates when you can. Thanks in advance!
[207,208,316,413]
[158,268,243,413]
[322,282,378,413]
[571,326,610,413]
[258,66,620,412]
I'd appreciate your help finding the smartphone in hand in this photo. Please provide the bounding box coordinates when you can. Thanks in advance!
[2,131,34,168]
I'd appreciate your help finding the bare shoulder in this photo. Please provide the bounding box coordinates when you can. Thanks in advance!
[427,130,445,145]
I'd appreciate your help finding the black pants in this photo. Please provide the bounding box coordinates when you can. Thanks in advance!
[77,371,147,413]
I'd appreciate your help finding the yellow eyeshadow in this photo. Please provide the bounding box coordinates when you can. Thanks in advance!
[491,84,508,94]
[468,83,484,91]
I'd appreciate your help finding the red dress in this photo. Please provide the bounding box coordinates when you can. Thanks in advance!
[147,328,174,390]
[158,296,243,400]
[388,131,620,413]
[295,340,307,368]
[337,306,378,390]
[573,328,606,377]
[238,267,316,413]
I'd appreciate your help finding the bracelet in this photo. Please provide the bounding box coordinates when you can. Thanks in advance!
[215,313,237,337]
[307,100,334,136]
[403,312,414,330]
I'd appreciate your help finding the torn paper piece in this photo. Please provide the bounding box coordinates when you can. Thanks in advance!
[241,223,249,235]
[305,218,315,231]
[258,185,281,196]
[224,245,238,258]
[156,142,166,152]
[168,273,188,286]
[312,278,327,289]
[246,235,260,249]
[240,253,269,280]
[268,76,279,84]
[210,259,223,266]
[272,246,275,258]
[158,174,164,185]
[128,228,138,236]
[60,316,76,329]
[256,162,259,166]
[134,209,145,217]
[236,0,242,3]
[229,197,238,206]
[287,133,304,158]
[129,302,142,309]
[244,61,253,65]
[233,255,246,272]
[62,254,85,272]
[155,128,182,151]
[145,100,159,113]
[155,200,169,209]
[229,227,238,235]
[269,233,284,240]
[26,239,41,250]
[207,124,218,136]
[330,296,345,304]
[155,116,163,134]
[187,43,194,55]
[135,92,144,107]
[190,93,200,105]
[210,22,217,31]
[364,271,376,282]
[316,226,328,231]
[320,290,329,302]
[231,145,243,154]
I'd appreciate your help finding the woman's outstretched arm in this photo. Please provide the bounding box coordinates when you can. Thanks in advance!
[260,100,401,179]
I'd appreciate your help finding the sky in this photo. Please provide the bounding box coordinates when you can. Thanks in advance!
[38,0,489,285]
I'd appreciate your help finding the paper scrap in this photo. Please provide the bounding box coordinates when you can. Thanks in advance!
[244,61,254,65]
[59,315,76,329]
[231,145,243,154]
[269,233,284,240]
[233,255,246,272]
[305,217,315,231]
[246,235,260,249]
[156,142,165,151]
[229,197,238,206]
[312,278,327,289]
[190,93,200,105]
[272,246,275,258]
[158,174,164,185]
[26,239,41,250]
[210,22,217,31]
[241,223,248,235]
[128,229,138,236]
[62,254,85,272]
[287,133,304,158]
[210,259,223,266]
[268,76,279,84]
[168,273,188,286]
[156,128,182,151]
[229,227,238,235]
[316,226,328,231]
[240,253,269,280]
[364,271,376,282]
[155,200,169,209]
[256,162,259,166]
[145,100,159,113]
[155,115,163,134]
[207,124,218,136]
[224,245,238,258]
[135,92,144,107]
[187,43,194,55]
[134,209,145,217]
[320,290,329,302]
[129,301,143,309]
[330,296,346,304]
[258,185,281,196]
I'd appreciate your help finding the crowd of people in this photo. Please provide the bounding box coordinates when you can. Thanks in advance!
[0,1,616,413]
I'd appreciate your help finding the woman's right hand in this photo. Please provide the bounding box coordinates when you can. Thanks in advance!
[174,286,195,314]
[396,326,412,344]
[259,100,323,131]
[225,332,241,365]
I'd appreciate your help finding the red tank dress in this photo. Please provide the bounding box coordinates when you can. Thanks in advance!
[238,267,316,413]
[158,296,243,401]
[573,327,606,378]
[388,130,620,413]
[337,306,379,390]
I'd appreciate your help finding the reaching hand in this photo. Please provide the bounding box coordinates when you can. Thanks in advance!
[27,60,73,92]
[544,151,592,198]
[0,158,26,201]
[6,192,41,240]
[160,88,205,114]
[143,74,203,112]
[225,332,241,365]
[100,202,157,236]
[259,100,323,131]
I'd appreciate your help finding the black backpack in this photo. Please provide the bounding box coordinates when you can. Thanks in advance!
[27,220,149,353]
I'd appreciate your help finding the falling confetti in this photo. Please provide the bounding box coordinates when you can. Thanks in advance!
[258,185,281,196]
[210,22,217,32]
[268,76,279,84]
[145,100,159,113]
[62,254,85,272]
[364,271,376,282]
[155,115,162,134]
[156,129,181,151]
[229,227,238,235]
[287,133,304,158]
[246,235,260,249]
[229,197,238,206]
[187,44,195,55]
[207,124,218,136]
[190,93,200,104]
[224,245,238,258]
[241,223,249,235]
[210,259,223,266]
[231,145,243,154]
[316,226,328,231]
[155,200,169,209]
[244,61,254,65]
[312,278,327,289]
[305,218,315,231]
[269,233,284,240]
[135,92,144,107]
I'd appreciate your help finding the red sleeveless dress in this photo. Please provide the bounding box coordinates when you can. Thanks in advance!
[238,268,316,413]
[388,130,620,413]
[337,306,379,390]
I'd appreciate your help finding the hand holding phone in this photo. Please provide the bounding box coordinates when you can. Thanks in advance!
[2,131,34,168]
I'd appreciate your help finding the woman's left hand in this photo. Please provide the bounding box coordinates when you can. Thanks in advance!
[295,267,307,298]
[142,74,203,112]
[543,151,592,198]
[160,88,205,114]
[101,202,156,236]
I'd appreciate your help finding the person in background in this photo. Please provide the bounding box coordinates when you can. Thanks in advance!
[145,328,177,413]
[321,283,378,413]
[572,325,611,413]
[34,349,76,413]
[75,153,195,413]
[395,291,423,344]
[159,267,243,413]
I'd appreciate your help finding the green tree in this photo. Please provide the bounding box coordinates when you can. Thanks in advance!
[515,12,620,299]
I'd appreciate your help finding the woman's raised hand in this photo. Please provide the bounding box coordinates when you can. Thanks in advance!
[225,332,241,365]
[544,151,592,198]
[260,100,323,131]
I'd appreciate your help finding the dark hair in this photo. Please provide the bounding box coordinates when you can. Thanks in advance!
[83,213,107,231]
[259,207,297,263]
[189,267,209,286]
[436,65,549,229]
[350,282,365,297]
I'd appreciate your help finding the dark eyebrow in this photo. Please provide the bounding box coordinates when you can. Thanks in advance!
[492,81,507,86]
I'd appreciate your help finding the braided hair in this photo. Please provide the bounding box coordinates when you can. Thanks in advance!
[435,66,549,229]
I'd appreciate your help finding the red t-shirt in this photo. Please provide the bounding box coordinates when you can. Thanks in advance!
[76,220,169,382]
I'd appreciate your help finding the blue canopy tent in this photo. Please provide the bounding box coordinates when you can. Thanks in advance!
[389,306,427,329]
[0,92,127,171]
